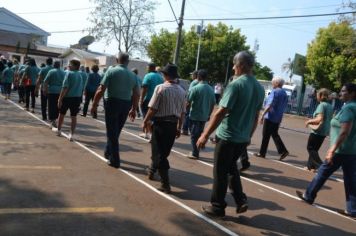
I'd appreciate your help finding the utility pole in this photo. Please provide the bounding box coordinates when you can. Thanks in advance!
[173,0,186,66]
[195,20,204,71]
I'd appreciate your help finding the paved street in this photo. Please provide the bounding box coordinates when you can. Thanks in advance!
[0,96,354,236]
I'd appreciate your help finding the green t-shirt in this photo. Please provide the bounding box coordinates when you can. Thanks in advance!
[62,70,84,97]
[44,68,65,94]
[39,65,53,84]
[330,101,356,155]
[2,67,14,83]
[142,72,163,101]
[101,64,139,101]
[188,82,215,121]
[188,79,199,92]
[216,75,265,143]
[312,101,334,136]
[25,66,40,86]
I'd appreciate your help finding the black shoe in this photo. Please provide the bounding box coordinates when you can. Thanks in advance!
[201,205,225,217]
[236,199,248,214]
[107,160,120,168]
[240,162,251,172]
[146,168,155,180]
[157,183,171,194]
[336,210,356,220]
[296,190,313,204]
[254,153,265,158]
[280,151,289,161]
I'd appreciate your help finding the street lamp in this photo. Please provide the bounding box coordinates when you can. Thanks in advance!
[195,20,204,71]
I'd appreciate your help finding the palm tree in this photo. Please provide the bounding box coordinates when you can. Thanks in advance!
[281,57,293,83]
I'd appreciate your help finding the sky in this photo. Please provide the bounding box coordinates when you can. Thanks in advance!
[1,0,350,79]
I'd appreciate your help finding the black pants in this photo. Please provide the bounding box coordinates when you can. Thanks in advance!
[48,93,60,121]
[149,120,177,172]
[3,83,11,95]
[25,85,36,109]
[211,139,248,209]
[18,85,25,102]
[83,91,96,116]
[40,90,47,120]
[141,99,149,118]
[259,119,288,156]
[306,133,325,170]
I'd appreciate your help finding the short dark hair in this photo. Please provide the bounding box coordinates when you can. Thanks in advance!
[131,68,138,75]
[344,83,356,94]
[197,69,208,80]
[29,58,36,67]
[7,61,13,68]
[53,61,61,68]
[233,51,255,69]
[46,57,53,65]
[91,64,99,73]
[69,59,80,70]
[117,52,129,65]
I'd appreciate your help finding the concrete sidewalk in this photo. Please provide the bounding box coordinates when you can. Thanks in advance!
[280,114,310,134]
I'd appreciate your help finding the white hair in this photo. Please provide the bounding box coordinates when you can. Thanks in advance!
[272,77,285,87]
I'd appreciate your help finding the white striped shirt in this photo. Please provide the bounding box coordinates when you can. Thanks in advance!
[148,82,186,118]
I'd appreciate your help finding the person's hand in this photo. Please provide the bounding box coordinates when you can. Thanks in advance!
[305,120,310,127]
[197,134,208,150]
[128,109,136,122]
[142,120,152,134]
[325,148,335,165]
[57,100,62,109]
[259,117,264,125]
[176,129,181,139]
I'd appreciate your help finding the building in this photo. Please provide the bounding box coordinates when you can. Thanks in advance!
[0,7,64,64]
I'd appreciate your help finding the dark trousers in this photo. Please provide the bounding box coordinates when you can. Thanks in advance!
[83,91,95,116]
[48,93,60,121]
[211,139,248,209]
[141,99,149,118]
[149,121,177,172]
[190,120,205,157]
[104,98,132,165]
[306,133,325,170]
[3,83,11,95]
[305,154,356,216]
[182,105,191,132]
[240,147,250,167]
[25,85,36,109]
[18,85,25,102]
[40,90,47,120]
[259,119,288,156]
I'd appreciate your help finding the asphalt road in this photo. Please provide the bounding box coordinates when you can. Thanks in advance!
[0,95,354,236]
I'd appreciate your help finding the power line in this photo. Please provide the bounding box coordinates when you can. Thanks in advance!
[16,7,93,14]
[167,0,179,25]
[184,11,356,21]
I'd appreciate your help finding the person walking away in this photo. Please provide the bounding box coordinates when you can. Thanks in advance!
[43,61,65,129]
[186,69,215,159]
[23,58,39,113]
[91,53,139,168]
[54,60,84,142]
[214,82,222,104]
[82,64,101,118]
[254,77,289,160]
[304,88,333,172]
[297,83,356,219]
[144,63,186,193]
[35,57,53,120]
[131,68,143,118]
[139,63,163,139]
[196,51,265,217]
[182,70,199,135]
[2,61,14,100]
[17,61,27,103]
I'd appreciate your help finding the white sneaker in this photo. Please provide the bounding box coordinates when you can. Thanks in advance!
[52,128,61,136]
[68,133,74,142]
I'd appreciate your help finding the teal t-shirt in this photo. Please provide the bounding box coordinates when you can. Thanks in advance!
[188,82,215,121]
[101,64,139,101]
[62,70,84,97]
[44,68,65,94]
[2,67,14,83]
[216,75,265,143]
[39,65,53,84]
[330,101,356,155]
[312,101,333,136]
[142,72,163,101]
[80,71,88,90]
[25,66,40,85]
[188,79,199,92]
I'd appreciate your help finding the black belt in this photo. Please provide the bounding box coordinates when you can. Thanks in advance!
[153,115,178,122]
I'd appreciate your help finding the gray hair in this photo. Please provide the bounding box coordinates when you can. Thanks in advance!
[233,51,255,68]
[272,77,285,87]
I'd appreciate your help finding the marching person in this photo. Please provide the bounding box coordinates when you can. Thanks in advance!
[23,58,39,113]
[82,64,101,118]
[36,57,53,120]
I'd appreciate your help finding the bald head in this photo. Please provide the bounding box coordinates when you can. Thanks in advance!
[233,51,255,69]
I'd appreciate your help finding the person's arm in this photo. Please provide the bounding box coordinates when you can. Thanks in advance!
[142,108,156,134]
[250,111,260,138]
[176,111,185,138]
[57,87,68,109]
[35,74,43,93]
[140,86,148,106]
[325,122,352,165]
[91,84,106,115]
[128,85,140,121]
[196,107,228,149]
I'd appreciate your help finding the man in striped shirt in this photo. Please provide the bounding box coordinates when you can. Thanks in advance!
[143,63,186,194]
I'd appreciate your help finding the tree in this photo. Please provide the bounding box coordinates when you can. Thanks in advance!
[281,57,293,82]
[88,0,156,55]
[254,62,273,81]
[146,29,176,66]
[338,0,356,24]
[305,21,356,91]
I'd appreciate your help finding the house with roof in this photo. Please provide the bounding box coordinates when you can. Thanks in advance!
[0,7,64,64]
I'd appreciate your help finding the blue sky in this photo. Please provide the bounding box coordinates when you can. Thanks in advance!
[1,0,348,78]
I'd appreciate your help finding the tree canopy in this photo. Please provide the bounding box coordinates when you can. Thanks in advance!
[305,21,356,91]
[147,22,272,83]
[88,0,156,55]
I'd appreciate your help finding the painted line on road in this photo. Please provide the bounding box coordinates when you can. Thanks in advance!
[0,165,62,170]
[0,207,114,215]
[6,99,239,236]
[0,125,41,129]
[0,141,34,145]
